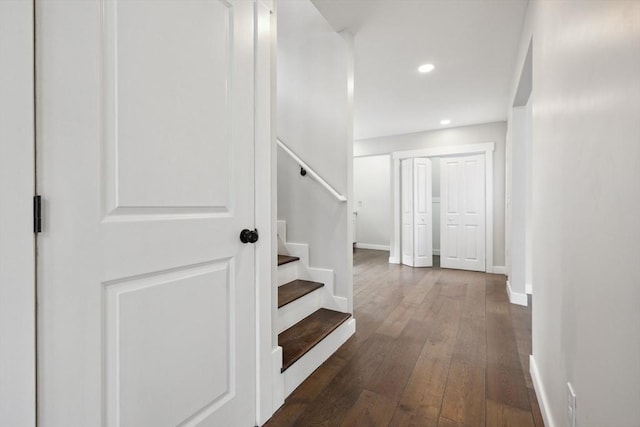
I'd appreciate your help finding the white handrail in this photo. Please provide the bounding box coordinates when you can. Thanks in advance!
[277,138,347,202]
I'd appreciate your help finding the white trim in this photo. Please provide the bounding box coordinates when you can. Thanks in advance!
[271,347,284,415]
[526,283,532,295]
[254,3,277,424]
[277,138,347,202]
[486,148,494,273]
[493,265,506,275]
[355,243,390,251]
[530,355,557,427]
[392,142,495,160]
[390,142,495,272]
[506,280,528,306]
[0,1,36,425]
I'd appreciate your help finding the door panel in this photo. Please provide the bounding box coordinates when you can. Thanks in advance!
[441,155,485,271]
[413,158,432,267]
[106,0,232,210]
[401,159,414,266]
[38,1,256,426]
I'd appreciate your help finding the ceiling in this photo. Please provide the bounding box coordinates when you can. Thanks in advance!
[311,0,529,140]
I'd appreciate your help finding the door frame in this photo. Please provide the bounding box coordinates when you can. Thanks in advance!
[390,142,495,273]
[0,0,36,425]
[254,0,280,424]
[2,0,276,425]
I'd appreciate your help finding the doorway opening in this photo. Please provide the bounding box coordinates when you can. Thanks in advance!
[390,143,495,273]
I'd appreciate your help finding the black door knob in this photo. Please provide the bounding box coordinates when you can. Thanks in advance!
[240,228,259,244]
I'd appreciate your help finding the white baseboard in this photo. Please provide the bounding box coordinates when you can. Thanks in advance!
[506,280,528,306]
[530,355,556,427]
[355,243,390,251]
[271,346,284,415]
[526,282,532,295]
[388,256,400,264]
[493,265,506,275]
[433,249,441,255]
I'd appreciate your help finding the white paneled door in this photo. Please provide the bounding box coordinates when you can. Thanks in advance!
[401,158,433,267]
[401,159,414,267]
[440,155,486,271]
[37,1,257,426]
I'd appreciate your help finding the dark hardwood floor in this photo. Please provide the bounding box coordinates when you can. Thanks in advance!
[265,249,543,427]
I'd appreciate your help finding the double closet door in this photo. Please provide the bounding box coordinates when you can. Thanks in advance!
[401,155,486,272]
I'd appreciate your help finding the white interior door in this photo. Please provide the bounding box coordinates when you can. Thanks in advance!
[441,155,486,271]
[412,158,433,267]
[401,158,433,267]
[37,1,257,426]
[401,159,414,267]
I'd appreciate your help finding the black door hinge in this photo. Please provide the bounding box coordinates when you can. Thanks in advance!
[33,195,42,234]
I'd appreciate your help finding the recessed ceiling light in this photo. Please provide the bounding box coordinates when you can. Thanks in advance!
[440,119,451,125]
[418,63,435,73]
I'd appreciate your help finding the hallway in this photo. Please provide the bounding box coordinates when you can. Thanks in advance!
[265,249,543,426]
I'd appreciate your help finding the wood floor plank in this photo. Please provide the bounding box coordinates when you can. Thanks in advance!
[396,355,452,422]
[389,403,441,426]
[451,315,486,367]
[440,359,486,426]
[528,387,545,427]
[376,301,415,338]
[486,363,531,410]
[286,352,348,404]
[419,294,463,360]
[437,417,465,427]
[486,312,523,370]
[366,319,430,400]
[486,399,535,427]
[339,390,396,427]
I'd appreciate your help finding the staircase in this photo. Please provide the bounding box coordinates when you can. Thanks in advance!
[276,220,355,397]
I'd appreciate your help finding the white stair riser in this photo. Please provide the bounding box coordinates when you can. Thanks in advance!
[278,289,322,333]
[277,261,298,286]
[283,318,355,397]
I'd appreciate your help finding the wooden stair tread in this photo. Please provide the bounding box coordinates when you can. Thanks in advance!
[278,254,300,266]
[278,280,324,308]
[279,308,351,372]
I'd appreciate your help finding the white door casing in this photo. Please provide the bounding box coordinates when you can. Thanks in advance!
[440,155,486,271]
[412,158,433,267]
[401,159,414,267]
[37,1,257,426]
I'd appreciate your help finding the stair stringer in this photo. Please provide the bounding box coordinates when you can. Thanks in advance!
[281,241,348,313]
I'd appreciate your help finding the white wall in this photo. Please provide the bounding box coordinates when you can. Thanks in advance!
[353,155,390,249]
[509,1,640,426]
[354,121,507,267]
[354,155,442,253]
[0,1,35,425]
[277,0,353,306]
[507,104,530,301]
